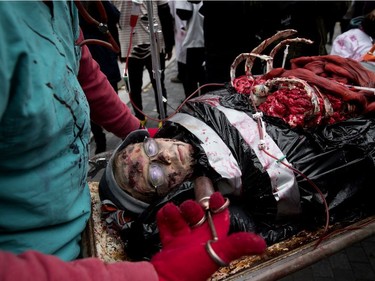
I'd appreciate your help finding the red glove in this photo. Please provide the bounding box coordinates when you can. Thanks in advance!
[151,192,266,281]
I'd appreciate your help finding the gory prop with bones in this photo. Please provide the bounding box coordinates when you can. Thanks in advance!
[231,29,375,129]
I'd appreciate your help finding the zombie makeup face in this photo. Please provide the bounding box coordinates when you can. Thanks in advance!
[113,138,196,203]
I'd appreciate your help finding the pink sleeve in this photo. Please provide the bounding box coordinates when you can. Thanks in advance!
[77,31,140,139]
[0,250,159,281]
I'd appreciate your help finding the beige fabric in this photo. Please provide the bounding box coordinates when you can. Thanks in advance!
[82,182,128,262]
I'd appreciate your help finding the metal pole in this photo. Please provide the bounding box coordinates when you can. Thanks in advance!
[145,0,166,120]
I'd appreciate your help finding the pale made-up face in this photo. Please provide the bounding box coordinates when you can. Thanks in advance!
[113,138,196,203]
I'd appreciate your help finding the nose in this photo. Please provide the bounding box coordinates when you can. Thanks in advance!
[152,149,172,164]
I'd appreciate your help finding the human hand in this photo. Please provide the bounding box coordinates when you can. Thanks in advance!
[151,192,266,281]
[165,51,173,61]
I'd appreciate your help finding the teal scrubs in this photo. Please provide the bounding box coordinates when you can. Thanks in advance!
[0,1,91,261]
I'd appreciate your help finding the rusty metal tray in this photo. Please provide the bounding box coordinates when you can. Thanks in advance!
[83,182,375,280]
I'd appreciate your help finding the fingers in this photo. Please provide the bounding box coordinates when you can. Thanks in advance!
[156,202,191,245]
[209,192,230,239]
[209,192,229,213]
[180,199,205,227]
[156,192,233,247]
[181,192,230,239]
[210,232,267,264]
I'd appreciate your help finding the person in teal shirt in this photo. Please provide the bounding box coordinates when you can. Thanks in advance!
[0,0,140,261]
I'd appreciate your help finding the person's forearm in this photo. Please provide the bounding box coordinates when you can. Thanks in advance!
[0,250,158,281]
[77,30,140,139]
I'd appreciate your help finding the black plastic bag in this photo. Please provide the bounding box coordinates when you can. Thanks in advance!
[119,89,375,260]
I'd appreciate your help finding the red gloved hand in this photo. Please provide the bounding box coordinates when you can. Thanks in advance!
[151,192,266,281]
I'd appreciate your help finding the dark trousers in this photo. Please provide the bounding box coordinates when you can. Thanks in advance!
[91,80,118,154]
[182,47,206,98]
[127,54,167,120]
[91,121,106,154]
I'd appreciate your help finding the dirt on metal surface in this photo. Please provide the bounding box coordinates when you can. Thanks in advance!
[83,182,375,281]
